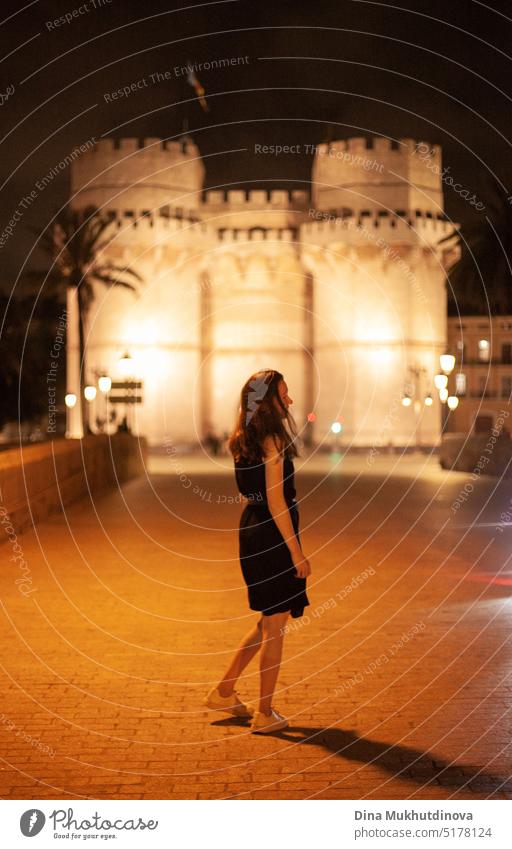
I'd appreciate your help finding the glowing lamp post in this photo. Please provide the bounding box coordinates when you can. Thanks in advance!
[117,351,136,433]
[331,420,343,451]
[440,353,456,374]
[402,364,433,449]
[438,353,461,434]
[98,375,112,393]
[93,372,114,433]
[118,351,134,377]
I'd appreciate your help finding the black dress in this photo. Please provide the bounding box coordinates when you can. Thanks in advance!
[234,452,310,618]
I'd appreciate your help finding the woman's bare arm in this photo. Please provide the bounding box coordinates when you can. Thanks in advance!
[262,435,307,570]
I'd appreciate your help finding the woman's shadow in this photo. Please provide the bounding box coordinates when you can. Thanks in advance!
[213,718,512,796]
[279,725,512,795]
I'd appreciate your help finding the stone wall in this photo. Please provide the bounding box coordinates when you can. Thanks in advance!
[0,434,147,540]
[440,433,512,477]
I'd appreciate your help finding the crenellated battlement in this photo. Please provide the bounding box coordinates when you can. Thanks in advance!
[314,136,441,165]
[216,227,298,242]
[312,135,444,216]
[301,207,457,249]
[78,136,200,157]
[203,189,308,208]
[101,208,210,230]
[71,135,206,213]
[305,207,451,225]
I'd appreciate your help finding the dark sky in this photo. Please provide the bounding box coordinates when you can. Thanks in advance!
[1,0,512,283]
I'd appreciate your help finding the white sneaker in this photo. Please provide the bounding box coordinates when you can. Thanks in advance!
[250,707,289,733]
[204,687,253,717]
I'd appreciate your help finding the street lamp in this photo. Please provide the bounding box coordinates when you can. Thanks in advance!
[118,351,135,433]
[403,364,432,449]
[98,375,112,393]
[118,351,134,377]
[440,353,455,374]
[93,370,115,434]
[330,420,342,451]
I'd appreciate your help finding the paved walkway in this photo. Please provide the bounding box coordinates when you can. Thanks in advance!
[1,450,512,799]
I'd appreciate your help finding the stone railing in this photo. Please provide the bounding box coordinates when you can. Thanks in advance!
[0,434,147,540]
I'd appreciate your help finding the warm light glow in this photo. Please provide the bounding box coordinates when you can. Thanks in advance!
[401,395,412,407]
[372,346,394,366]
[84,385,97,401]
[65,393,77,408]
[331,422,342,434]
[307,412,316,422]
[424,394,433,406]
[434,373,448,390]
[122,319,158,346]
[455,372,466,395]
[447,395,459,410]
[118,351,133,377]
[478,340,490,362]
[98,375,112,393]
[439,387,449,403]
[440,353,455,374]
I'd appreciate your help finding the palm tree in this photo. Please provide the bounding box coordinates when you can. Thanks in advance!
[440,175,512,316]
[32,204,142,436]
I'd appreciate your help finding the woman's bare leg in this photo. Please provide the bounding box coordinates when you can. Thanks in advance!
[217,617,263,697]
[258,611,289,714]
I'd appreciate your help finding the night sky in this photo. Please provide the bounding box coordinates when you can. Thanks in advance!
[1,0,512,284]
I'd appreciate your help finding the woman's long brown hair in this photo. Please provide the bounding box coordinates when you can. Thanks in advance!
[228,369,299,464]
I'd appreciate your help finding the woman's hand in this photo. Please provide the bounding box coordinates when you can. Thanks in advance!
[292,550,312,579]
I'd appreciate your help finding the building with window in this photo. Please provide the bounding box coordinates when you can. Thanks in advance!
[446,316,512,435]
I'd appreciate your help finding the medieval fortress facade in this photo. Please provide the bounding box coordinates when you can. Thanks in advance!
[70,134,459,448]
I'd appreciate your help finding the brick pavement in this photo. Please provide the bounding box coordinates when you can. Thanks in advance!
[1,451,512,800]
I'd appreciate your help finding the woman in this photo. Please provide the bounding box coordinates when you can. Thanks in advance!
[205,369,312,733]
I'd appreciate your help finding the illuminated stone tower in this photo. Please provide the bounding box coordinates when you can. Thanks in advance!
[70,137,214,444]
[69,135,458,448]
[303,136,458,448]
